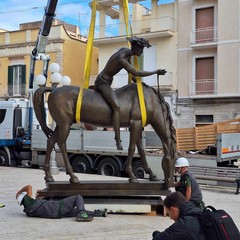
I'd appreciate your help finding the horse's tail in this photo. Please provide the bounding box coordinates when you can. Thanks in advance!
[166,106,176,160]
[33,87,54,138]
[155,88,176,159]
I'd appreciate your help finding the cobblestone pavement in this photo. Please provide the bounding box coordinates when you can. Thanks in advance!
[0,167,239,240]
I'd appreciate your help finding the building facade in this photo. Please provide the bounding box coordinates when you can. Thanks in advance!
[0,19,99,99]
[177,0,240,128]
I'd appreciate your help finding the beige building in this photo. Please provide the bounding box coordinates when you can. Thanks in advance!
[92,0,178,128]
[177,0,240,128]
[0,19,99,98]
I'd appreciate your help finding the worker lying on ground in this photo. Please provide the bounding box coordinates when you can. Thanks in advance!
[16,185,107,222]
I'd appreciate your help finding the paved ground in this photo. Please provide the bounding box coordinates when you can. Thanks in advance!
[0,166,239,240]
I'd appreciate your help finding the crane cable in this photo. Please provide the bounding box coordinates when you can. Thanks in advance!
[76,0,97,122]
[122,0,147,127]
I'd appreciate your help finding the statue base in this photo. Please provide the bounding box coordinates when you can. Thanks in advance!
[38,179,170,213]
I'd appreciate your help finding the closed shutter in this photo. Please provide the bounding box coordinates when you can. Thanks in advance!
[8,66,13,96]
[196,7,214,42]
[196,57,214,94]
[21,65,26,95]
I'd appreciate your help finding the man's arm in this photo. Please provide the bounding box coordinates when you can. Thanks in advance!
[185,186,192,201]
[152,221,187,240]
[16,185,33,199]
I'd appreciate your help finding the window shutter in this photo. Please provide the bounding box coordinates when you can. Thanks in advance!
[8,66,13,96]
[21,65,26,95]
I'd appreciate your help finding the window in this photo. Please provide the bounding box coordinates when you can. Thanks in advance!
[0,109,6,124]
[195,57,215,94]
[8,65,26,96]
[195,115,213,127]
[195,7,214,42]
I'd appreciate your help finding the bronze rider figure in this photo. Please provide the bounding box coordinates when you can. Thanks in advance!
[95,36,166,150]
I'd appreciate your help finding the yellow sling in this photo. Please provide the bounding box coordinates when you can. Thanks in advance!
[76,0,97,122]
[122,0,147,127]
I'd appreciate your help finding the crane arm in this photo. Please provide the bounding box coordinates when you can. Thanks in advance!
[28,0,58,138]
[29,0,58,89]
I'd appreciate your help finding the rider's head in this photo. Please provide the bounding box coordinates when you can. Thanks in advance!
[126,36,151,56]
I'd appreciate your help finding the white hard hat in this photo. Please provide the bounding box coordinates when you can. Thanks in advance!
[175,157,189,167]
[17,192,27,205]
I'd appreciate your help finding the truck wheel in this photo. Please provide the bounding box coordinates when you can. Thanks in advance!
[71,156,93,174]
[0,149,9,166]
[97,158,121,177]
[132,160,145,179]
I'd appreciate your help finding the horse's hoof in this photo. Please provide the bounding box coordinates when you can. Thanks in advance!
[116,142,123,150]
[149,175,160,181]
[70,177,80,184]
[44,176,55,182]
[128,177,139,183]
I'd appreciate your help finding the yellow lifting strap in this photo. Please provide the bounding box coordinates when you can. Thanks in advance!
[76,0,97,123]
[122,0,147,127]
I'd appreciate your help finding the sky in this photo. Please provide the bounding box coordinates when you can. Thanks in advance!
[0,0,175,36]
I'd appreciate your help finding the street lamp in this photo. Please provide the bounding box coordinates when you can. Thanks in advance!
[35,74,47,87]
[49,62,60,73]
[61,76,71,86]
[50,72,62,88]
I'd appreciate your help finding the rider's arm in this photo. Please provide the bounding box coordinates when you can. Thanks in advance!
[121,59,166,77]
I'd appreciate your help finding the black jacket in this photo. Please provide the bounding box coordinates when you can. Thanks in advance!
[152,202,206,240]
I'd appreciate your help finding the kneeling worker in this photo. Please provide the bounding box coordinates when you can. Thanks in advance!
[16,185,107,222]
[152,192,206,240]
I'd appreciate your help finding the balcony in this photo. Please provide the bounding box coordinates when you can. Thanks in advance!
[190,27,218,49]
[94,16,174,41]
[190,79,217,96]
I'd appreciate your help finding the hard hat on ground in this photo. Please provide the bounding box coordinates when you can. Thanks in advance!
[175,157,189,167]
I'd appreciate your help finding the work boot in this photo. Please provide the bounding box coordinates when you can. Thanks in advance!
[93,209,108,217]
[76,211,93,222]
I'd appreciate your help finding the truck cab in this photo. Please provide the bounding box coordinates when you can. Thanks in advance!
[0,98,31,166]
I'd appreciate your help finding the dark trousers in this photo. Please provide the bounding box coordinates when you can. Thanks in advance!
[61,195,89,217]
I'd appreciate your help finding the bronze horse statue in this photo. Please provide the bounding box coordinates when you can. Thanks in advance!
[33,83,176,186]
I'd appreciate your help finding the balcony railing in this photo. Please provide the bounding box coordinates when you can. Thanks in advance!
[190,26,218,45]
[94,16,174,39]
[190,79,217,95]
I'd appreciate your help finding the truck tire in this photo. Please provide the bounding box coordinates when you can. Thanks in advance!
[97,157,121,177]
[132,159,145,179]
[71,155,93,174]
[0,149,9,166]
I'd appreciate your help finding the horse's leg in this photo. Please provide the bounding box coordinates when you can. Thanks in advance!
[152,121,175,187]
[56,125,79,183]
[44,128,58,182]
[126,120,142,183]
[136,134,159,181]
